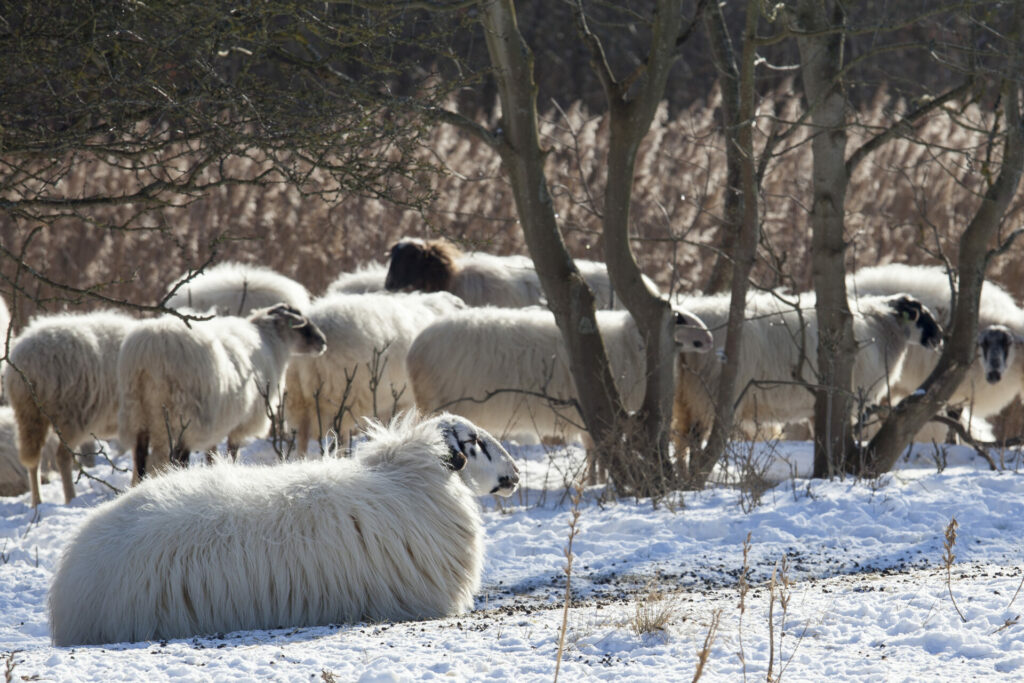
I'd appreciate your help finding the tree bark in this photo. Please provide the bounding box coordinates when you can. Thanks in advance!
[794,0,859,477]
[687,0,761,486]
[479,0,648,491]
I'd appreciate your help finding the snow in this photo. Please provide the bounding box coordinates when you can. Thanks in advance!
[2,438,1023,681]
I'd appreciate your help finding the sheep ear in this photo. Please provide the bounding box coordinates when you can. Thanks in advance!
[439,417,478,471]
[446,450,469,471]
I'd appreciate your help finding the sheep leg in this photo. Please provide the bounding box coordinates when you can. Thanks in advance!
[169,444,190,467]
[132,431,149,486]
[582,432,601,485]
[227,440,240,462]
[55,441,76,504]
[296,416,311,459]
[13,407,48,508]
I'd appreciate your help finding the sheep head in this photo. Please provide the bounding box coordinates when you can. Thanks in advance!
[671,307,713,353]
[887,296,942,350]
[385,238,462,294]
[979,325,1015,384]
[435,413,520,497]
[257,304,327,356]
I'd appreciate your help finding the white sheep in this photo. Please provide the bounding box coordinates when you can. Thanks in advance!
[326,262,389,295]
[4,310,136,507]
[0,294,9,401]
[48,412,519,646]
[673,291,943,445]
[165,261,312,316]
[0,406,57,497]
[406,306,713,442]
[118,304,327,483]
[848,263,1024,425]
[384,237,658,309]
[284,291,466,455]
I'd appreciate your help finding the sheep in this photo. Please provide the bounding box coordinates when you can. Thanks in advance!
[4,310,136,507]
[165,262,312,316]
[326,262,389,295]
[0,294,9,402]
[284,291,466,455]
[0,406,57,497]
[384,237,658,309]
[118,304,327,483]
[673,292,943,446]
[848,263,1024,430]
[48,412,520,646]
[406,305,713,443]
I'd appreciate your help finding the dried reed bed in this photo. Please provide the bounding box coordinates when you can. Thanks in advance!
[2,89,1022,321]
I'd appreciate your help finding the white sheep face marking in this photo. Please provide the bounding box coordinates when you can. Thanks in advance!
[436,414,520,497]
[672,307,713,353]
[979,325,1014,384]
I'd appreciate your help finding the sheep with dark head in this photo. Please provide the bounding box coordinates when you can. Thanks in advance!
[48,412,519,646]
[384,237,658,309]
[673,291,944,447]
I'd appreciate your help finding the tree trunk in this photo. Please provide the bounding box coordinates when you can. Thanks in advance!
[794,0,858,478]
[688,0,761,486]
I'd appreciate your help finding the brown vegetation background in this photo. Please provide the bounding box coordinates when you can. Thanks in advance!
[3,89,1023,432]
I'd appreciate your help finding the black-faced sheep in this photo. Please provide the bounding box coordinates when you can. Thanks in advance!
[384,237,657,309]
[848,263,1024,426]
[48,412,519,646]
[284,291,466,455]
[118,304,326,483]
[673,292,943,446]
[4,310,136,507]
[165,262,312,316]
[406,306,713,442]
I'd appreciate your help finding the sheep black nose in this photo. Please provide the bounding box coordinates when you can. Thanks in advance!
[498,474,519,489]
[692,340,703,348]
[987,370,1002,384]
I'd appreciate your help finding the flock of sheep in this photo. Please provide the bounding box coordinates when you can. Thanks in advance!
[2,235,1023,646]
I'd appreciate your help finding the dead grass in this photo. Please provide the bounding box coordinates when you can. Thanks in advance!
[3,87,1022,427]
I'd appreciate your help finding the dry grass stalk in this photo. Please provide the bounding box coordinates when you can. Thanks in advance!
[691,609,722,683]
[737,531,752,681]
[943,516,967,623]
[766,555,793,683]
[553,482,584,683]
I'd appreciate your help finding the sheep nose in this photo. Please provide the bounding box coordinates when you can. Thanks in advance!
[693,340,703,348]
[987,370,1002,384]
[499,473,519,489]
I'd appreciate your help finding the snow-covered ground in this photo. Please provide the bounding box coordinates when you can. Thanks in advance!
[2,436,1023,681]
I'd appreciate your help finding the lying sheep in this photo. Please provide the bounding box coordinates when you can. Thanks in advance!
[384,237,657,309]
[4,310,136,507]
[407,306,713,442]
[673,292,943,446]
[284,291,466,455]
[165,262,312,316]
[326,263,389,295]
[48,412,519,646]
[118,304,326,483]
[848,263,1024,425]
